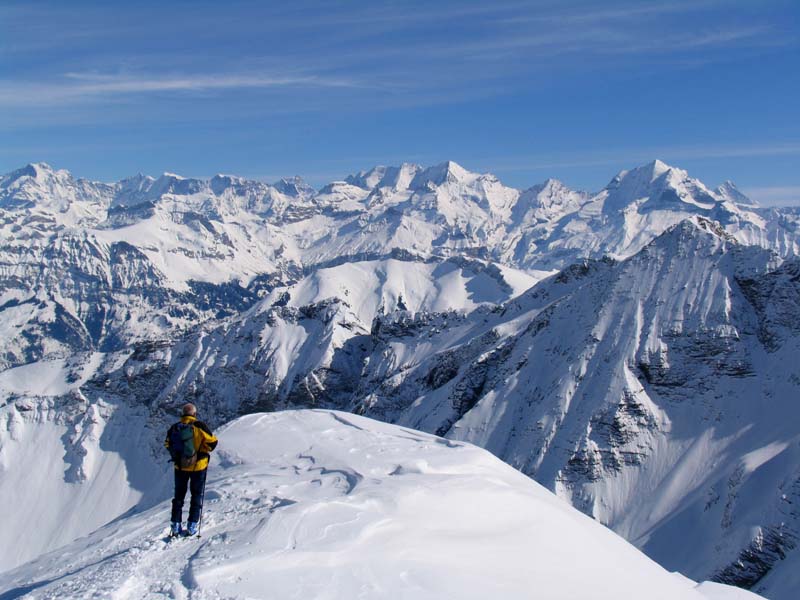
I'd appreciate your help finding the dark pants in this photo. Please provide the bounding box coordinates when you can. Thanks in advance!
[171,468,207,524]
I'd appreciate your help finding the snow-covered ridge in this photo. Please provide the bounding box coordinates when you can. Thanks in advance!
[0,410,763,600]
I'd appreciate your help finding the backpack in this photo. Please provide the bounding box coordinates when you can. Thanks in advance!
[169,422,198,469]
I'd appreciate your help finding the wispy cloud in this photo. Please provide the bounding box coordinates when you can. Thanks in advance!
[0,72,367,107]
[413,24,779,63]
[0,0,791,115]
[63,72,365,92]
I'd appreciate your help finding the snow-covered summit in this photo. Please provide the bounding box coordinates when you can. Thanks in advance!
[513,177,589,223]
[716,180,757,206]
[602,159,720,213]
[0,410,763,600]
[0,161,112,214]
[3,161,55,182]
[346,163,422,191]
[272,175,315,199]
[409,160,479,189]
[113,172,156,205]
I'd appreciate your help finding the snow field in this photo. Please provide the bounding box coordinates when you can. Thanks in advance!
[0,410,763,599]
[0,403,147,572]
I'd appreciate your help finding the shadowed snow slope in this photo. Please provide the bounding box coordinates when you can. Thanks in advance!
[0,410,762,600]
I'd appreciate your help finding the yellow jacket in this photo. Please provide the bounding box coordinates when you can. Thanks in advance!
[165,415,218,472]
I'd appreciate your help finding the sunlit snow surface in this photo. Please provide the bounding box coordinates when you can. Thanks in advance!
[0,410,762,599]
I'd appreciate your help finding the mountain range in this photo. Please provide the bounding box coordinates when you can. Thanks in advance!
[0,159,798,598]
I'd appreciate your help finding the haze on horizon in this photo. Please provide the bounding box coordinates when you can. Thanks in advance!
[1,0,798,205]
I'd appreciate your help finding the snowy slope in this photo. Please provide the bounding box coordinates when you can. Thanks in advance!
[342,219,800,599]
[0,410,764,600]
[265,256,544,324]
[0,357,171,571]
[54,256,545,424]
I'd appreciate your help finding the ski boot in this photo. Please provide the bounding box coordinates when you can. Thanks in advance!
[170,521,182,537]
[186,521,199,536]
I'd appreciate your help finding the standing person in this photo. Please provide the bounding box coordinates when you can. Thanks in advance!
[165,403,218,537]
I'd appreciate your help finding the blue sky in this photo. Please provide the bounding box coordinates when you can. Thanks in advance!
[1,0,799,204]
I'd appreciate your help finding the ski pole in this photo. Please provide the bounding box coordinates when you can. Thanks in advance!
[197,457,209,538]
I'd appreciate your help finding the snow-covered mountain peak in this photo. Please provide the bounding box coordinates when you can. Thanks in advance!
[609,158,676,190]
[716,180,756,206]
[110,173,157,209]
[28,161,52,174]
[8,161,55,180]
[209,172,244,195]
[316,179,369,198]
[648,158,673,179]
[149,171,204,197]
[602,159,719,214]
[388,162,424,190]
[118,172,154,187]
[346,163,426,192]
[0,161,112,215]
[1,161,62,191]
[410,160,479,189]
[210,172,245,184]
[346,165,391,189]
[272,175,315,199]
[640,215,737,259]
[509,177,587,229]
[526,177,581,203]
[539,176,569,189]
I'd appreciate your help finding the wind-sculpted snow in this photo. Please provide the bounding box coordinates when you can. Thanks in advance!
[0,410,763,600]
